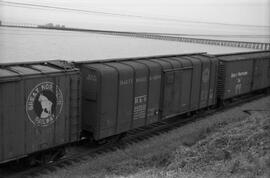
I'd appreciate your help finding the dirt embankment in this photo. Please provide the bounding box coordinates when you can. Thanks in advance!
[40,97,270,178]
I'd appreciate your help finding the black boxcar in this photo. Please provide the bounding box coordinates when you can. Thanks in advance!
[217,51,270,100]
[79,53,218,140]
[0,61,81,164]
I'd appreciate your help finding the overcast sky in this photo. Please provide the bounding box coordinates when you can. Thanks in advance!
[0,0,269,33]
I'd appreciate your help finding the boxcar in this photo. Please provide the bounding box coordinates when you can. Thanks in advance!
[79,53,218,140]
[0,61,81,164]
[217,51,270,100]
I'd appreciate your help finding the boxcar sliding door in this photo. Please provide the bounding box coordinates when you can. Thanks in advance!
[162,67,192,118]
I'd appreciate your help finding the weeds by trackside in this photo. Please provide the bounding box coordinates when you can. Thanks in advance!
[40,96,270,178]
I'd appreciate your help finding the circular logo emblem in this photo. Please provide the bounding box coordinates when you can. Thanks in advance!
[26,82,64,127]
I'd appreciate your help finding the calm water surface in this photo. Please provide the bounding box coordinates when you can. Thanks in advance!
[0,27,261,63]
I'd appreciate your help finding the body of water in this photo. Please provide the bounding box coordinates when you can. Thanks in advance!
[0,26,261,63]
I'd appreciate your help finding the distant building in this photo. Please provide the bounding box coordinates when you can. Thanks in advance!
[38,23,66,29]
[46,23,54,28]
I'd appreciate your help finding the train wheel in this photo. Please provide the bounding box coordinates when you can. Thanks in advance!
[42,148,66,164]
[22,147,66,166]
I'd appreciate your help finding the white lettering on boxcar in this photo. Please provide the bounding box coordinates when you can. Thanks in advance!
[120,78,133,85]
[136,77,147,83]
[86,74,97,82]
[133,95,147,120]
[231,71,248,78]
[134,95,147,104]
[235,78,242,94]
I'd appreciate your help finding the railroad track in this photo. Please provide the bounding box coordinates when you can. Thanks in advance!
[0,92,267,178]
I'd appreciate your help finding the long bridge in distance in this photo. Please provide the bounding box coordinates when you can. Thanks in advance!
[1,22,270,51]
[99,31,270,51]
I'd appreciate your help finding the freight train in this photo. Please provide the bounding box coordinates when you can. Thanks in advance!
[0,51,269,164]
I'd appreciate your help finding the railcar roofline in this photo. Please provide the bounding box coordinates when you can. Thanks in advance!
[215,50,270,57]
[73,52,207,65]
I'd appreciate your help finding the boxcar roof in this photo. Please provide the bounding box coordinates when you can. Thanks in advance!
[0,60,78,78]
[216,51,270,61]
[76,52,209,65]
